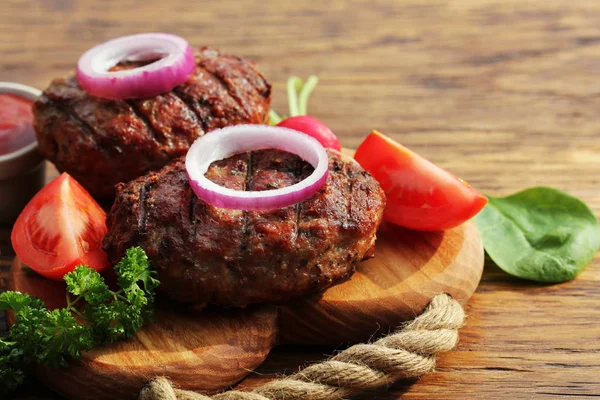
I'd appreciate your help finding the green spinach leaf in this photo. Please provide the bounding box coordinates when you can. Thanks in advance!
[475,187,600,283]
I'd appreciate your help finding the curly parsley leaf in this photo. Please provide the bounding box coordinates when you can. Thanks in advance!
[87,247,157,343]
[6,306,53,365]
[0,339,26,394]
[38,309,95,368]
[0,291,46,313]
[114,247,159,307]
[0,247,158,393]
[64,266,111,305]
[89,300,146,343]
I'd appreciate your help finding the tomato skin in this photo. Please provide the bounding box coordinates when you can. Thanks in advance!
[354,131,488,231]
[11,173,109,280]
[277,116,341,150]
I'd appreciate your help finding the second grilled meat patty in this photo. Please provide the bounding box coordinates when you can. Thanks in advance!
[33,47,271,201]
[103,150,386,307]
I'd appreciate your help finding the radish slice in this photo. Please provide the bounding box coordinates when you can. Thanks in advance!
[76,33,195,99]
[186,125,329,210]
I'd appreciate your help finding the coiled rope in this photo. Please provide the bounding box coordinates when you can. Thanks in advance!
[139,293,465,400]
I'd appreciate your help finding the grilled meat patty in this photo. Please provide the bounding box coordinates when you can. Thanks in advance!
[33,47,271,200]
[103,149,386,307]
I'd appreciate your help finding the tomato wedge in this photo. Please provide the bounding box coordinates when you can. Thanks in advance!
[354,131,488,231]
[11,173,109,280]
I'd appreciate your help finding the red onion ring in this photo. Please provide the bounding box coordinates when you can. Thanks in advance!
[186,125,329,210]
[76,33,195,99]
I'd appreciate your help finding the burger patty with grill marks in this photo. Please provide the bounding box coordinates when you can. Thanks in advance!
[33,47,271,201]
[103,149,386,307]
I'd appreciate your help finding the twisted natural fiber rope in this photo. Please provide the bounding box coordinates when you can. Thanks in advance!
[139,294,465,400]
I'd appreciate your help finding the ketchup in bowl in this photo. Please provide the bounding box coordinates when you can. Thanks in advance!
[0,94,36,155]
[0,82,45,225]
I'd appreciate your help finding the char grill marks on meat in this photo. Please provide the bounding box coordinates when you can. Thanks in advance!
[103,150,386,308]
[33,47,271,200]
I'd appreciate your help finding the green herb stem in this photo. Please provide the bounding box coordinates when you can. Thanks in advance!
[270,74,320,122]
[286,76,303,117]
[66,293,82,309]
[70,307,86,320]
[268,109,282,125]
[297,75,319,116]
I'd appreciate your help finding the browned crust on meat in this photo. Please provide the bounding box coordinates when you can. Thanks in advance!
[33,47,271,200]
[103,150,385,307]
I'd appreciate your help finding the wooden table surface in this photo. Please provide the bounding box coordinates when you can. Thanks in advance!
[1,0,599,398]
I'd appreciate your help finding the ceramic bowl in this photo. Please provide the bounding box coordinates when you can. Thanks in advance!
[0,82,46,226]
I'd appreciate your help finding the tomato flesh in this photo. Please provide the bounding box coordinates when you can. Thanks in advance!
[277,115,342,150]
[11,173,109,280]
[354,131,487,231]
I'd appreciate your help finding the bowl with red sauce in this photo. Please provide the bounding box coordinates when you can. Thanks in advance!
[0,82,46,225]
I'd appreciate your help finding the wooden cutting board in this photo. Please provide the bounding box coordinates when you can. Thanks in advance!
[7,148,484,399]
[8,219,483,399]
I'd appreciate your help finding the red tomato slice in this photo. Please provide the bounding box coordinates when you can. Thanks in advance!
[11,173,109,280]
[354,131,488,231]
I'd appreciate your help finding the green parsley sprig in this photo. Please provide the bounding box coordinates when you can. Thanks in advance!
[0,247,158,394]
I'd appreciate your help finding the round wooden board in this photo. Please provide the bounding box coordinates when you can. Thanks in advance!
[279,220,483,344]
[8,265,278,399]
[8,220,483,399]
[6,149,483,398]
[277,148,484,344]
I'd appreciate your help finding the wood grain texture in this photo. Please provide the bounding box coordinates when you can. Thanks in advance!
[1,0,600,399]
[6,205,483,398]
[8,259,279,399]
[280,220,483,344]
